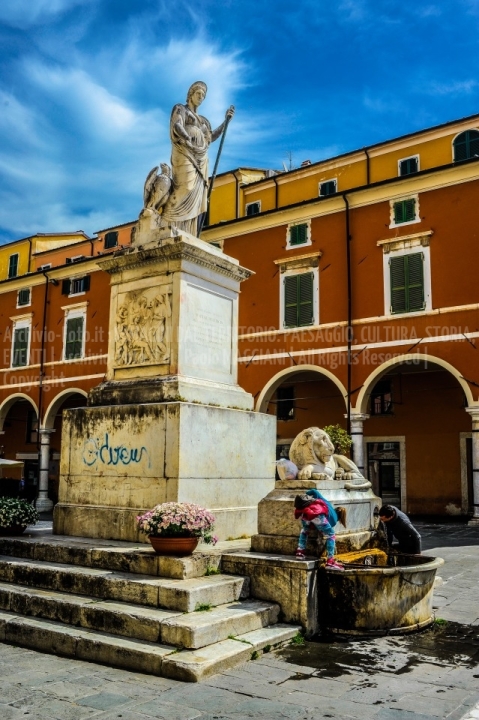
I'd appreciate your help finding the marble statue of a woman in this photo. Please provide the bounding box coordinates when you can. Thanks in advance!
[159,81,234,236]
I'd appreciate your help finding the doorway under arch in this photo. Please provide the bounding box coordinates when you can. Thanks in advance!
[358,355,473,516]
[257,366,348,460]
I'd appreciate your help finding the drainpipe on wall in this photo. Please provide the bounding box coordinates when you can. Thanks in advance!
[343,194,352,437]
[27,237,33,272]
[364,148,371,185]
[233,171,240,219]
[36,271,57,513]
[273,174,279,209]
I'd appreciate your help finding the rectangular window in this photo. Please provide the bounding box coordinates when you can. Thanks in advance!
[66,256,85,264]
[64,315,85,359]
[319,179,337,196]
[283,272,314,327]
[104,231,118,249]
[8,254,19,279]
[17,288,31,307]
[277,386,295,421]
[393,199,416,224]
[389,252,425,314]
[62,276,90,296]
[399,157,419,176]
[39,264,52,270]
[289,223,308,246]
[12,326,30,367]
[245,201,261,217]
[370,381,393,415]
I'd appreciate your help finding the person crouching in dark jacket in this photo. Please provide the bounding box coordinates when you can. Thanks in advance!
[379,504,421,554]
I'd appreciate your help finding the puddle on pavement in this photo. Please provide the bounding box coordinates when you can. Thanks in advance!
[277,622,479,678]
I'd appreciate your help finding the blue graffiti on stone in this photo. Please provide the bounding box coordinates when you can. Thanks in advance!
[82,433,150,468]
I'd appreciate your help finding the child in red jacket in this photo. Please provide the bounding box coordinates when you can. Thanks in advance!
[294,493,345,570]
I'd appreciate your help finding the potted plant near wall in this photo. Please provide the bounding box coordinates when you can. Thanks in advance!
[136,502,217,556]
[0,497,39,535]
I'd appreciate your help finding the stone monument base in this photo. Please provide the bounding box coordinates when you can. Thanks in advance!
[250,480,382,556]
[54,401,275,542]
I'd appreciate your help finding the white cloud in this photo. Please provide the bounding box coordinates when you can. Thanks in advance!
[0,0,96,28]
[425,79,479,96]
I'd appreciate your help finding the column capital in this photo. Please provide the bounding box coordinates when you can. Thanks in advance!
[465,406,479,422]
[347,413,370,425]
[39,428,56,437]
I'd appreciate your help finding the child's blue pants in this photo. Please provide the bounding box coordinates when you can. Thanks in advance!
[298,515,336,557]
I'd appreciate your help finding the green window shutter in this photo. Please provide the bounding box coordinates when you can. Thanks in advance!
[298,272,314,326]
[390,256,407,314]
[390,253,425,314]
[284,276,298,328]
[393,199,416,224]
[104,231,118,249]
[289,223,308,246]
[283,273,314,327]
[399,158,418,176]
[8,254,19,279]
[65,317,84,359]
[12,327,29,367]
[406,252,425,311]
[454,130,479,162]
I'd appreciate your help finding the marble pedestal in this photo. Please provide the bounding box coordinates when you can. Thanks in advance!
[251,479,382,555]
[54,402,275,541]
[54,231,276,541]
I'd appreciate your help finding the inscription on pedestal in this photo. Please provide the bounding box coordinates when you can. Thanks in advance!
[181,283,233,379]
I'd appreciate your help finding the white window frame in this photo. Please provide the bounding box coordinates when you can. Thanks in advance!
[66,255,85,264]
[279,265,319,329]
[62,304,87,361]
[389,194,420,229]
[245,200,261,217]
[16,287,31,309]
[397,155,420,177]
[10,314,32,369]
[39,264,52,270]
[285,219,312,250]
[319,178,337,196]
[379,232,432,317]
[69,275,87,297]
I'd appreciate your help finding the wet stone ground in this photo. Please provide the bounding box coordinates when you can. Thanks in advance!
[0,520,478,719]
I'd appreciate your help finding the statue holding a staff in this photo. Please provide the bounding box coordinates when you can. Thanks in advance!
[141,81,234,239]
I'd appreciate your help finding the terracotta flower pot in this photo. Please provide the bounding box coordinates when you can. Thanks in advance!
[148,535,199,556]
[0,524,27,536]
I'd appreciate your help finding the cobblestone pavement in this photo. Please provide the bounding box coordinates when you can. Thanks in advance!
[0,520,478,720]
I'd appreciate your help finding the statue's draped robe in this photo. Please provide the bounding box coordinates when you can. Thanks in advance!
[162,104,211,236]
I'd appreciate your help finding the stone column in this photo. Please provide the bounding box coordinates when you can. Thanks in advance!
[466,407,479,523]
[349,413,369,476]
[36,428,54,513]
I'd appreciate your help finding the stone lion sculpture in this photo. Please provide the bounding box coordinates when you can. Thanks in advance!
[289,427,371,490]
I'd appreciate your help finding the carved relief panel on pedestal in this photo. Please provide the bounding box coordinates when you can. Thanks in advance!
[114,286,172,367]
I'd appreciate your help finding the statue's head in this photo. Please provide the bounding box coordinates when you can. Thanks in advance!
[187,81,207,106]
[289,427,335,468]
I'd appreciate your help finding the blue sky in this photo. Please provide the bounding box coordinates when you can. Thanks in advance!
[1,0,479,243]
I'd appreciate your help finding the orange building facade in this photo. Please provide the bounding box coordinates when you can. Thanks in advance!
[0,117,478,519]
[0,223,134,508]
[202,115,479,519]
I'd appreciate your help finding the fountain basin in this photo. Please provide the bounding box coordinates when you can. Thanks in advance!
[318,554,444,636]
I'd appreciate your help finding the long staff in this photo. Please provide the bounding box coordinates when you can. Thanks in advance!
[198,111,232,237]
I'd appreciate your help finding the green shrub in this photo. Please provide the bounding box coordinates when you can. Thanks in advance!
[323,425,352,456]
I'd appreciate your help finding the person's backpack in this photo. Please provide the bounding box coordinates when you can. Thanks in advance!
[304,488,347,527]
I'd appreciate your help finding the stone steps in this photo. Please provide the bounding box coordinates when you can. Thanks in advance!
[0,555,249,611]
[0,608,298,681]
[0,535,301,680]
[0,535,246,579]
[0,581,279,648]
